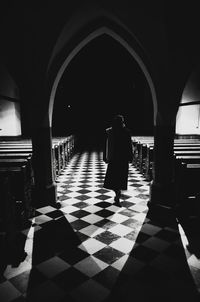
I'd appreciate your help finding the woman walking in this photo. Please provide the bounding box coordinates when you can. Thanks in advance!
[103,115,133,206]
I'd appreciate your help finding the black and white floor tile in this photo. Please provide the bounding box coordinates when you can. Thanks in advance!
[0,150,200,301]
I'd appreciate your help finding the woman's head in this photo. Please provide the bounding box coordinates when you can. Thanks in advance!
[112,115,125,129]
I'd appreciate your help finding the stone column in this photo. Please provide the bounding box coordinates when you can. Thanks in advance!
[31,125,58,208]
[148,122,176,219]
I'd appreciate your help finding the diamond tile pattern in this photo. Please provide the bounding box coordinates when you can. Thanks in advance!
[0,150,200,301]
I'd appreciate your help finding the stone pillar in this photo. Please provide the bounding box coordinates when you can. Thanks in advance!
[148,123,176,213]
[31,125,58,208]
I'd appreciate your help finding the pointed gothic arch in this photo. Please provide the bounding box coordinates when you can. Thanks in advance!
[48,26,158,126]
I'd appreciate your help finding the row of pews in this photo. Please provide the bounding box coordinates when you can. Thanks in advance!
[0,135,75,228]
[0,135,75,267]
[52,136,75,179]
[132,136,200,200]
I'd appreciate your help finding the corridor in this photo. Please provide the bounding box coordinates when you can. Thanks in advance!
[0,150,200,302]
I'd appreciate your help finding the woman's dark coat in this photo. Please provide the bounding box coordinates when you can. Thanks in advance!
[103,126,133,191]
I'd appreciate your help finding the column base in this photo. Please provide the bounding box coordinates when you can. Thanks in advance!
[147,203,176,225]
[148,180,176,207]
[147,181,176,224]
[32,182,60,208]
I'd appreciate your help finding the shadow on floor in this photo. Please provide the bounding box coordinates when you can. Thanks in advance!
[23,207,200,302]
[176,196,200,259]
[26,214,88,301]
[106,208,200,302]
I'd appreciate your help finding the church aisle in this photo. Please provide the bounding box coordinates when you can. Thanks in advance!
[0,150,199,301]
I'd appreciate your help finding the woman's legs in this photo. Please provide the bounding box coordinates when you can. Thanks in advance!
[114,189,121,206]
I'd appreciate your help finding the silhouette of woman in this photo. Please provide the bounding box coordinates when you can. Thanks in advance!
[103,115,133,206]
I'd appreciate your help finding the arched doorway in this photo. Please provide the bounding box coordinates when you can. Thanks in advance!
[48,27,157,129]
[34,22,158,206]
[52,33,154,150]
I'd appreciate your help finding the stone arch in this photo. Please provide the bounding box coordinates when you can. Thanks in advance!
[48,26,157,127]
[34,16,160,206]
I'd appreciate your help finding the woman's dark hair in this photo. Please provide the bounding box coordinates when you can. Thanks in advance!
[112,115,125,130]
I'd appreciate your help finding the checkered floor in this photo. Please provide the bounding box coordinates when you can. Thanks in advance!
[0,150,200,301]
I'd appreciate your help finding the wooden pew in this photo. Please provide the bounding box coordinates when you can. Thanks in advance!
[131,136,200,179]
[0,135,75,180]
[0,153,32,159]
[53,137,68,167]
[131,136,154,169]
[133,140,200,177]
[0,152,34,185]
[0,173,28,266]
[143,147,200,180]
[0,148,32,154]
[131,136,200,203]
[144,145,200,180]
[0,163,34,225]
[138,142,154,173]
[175,160,200,201]
[0,145,62,179]
[0,135,75,184]
[175,155,200,164]
[0,142,62,178]
[0,135,75,238]
[0,146,32,150]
